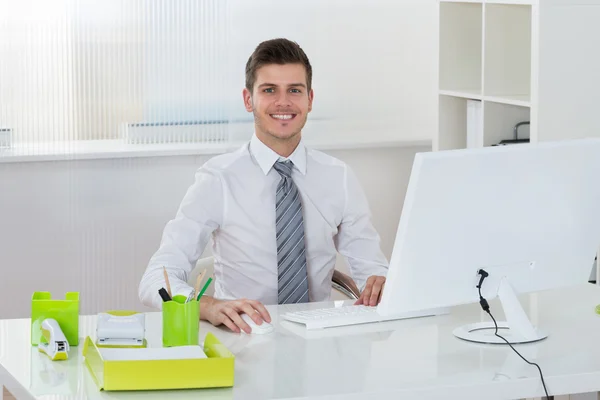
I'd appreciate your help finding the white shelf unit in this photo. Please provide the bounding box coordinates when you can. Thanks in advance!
[435,0,600,151]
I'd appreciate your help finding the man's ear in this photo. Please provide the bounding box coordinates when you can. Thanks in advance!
[308,88,314,113]
[243,88,253,112]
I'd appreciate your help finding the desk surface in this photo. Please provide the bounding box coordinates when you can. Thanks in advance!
[2,283,600,400]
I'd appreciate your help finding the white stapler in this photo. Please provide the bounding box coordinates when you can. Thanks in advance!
[96,311,145,347]
[38,318,69,361]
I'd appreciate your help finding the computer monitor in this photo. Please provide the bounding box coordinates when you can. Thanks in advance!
[376,138,600,344]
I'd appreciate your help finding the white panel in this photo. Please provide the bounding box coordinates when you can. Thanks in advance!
[537,5,600,142]
[484,4,532,100]
[439,2,483,93]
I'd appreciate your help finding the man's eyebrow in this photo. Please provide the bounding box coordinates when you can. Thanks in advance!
[257,83,307,88]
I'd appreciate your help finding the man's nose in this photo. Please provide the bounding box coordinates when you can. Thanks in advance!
[274,92,292,107]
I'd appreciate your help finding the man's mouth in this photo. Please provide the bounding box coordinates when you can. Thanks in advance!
[270,113,297,121]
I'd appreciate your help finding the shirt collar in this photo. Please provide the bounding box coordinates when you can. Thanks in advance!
[250,133,307,176]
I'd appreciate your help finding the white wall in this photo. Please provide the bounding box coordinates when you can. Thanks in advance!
[0,145,428,318]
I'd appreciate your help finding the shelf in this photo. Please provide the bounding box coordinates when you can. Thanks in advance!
[483,101,530,146]
[485,0,536,4]
[483,4,532,100]
[439,1,535,5]
[0,135,431,164]
[439,89,482,100]
[439,2,483,94]
[483,94,530,107]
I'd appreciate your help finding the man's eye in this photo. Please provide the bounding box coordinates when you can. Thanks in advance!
[264,88,275,93]
[290,88,301,93]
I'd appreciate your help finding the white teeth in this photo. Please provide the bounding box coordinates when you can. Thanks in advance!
[271,114,293,120]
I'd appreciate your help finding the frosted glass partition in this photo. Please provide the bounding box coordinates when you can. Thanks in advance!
[0,0,420,154]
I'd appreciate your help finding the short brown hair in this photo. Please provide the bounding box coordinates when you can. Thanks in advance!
[245,38,312,93]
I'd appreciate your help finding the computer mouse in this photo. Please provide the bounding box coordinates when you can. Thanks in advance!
[240,313,274,335]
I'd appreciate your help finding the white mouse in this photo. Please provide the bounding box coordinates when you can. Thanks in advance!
[240,313,274,335]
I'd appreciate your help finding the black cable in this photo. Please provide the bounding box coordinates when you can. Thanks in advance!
[476,270,550,400]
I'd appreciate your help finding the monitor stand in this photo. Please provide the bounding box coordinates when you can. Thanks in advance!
[453,278,548,344]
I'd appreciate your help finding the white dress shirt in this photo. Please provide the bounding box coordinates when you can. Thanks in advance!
[139,134,389,309]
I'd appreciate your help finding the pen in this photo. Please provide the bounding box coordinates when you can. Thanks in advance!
[196,277,213,301]
[162,266,172,298]
[185,291,195,303]
[186,270,207,303]
[158,287,172,302]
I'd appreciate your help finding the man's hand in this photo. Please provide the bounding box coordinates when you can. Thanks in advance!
[200,296,271,334]
[354,275,386,306]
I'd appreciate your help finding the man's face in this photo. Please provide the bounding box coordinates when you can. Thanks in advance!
[243,63,313,142]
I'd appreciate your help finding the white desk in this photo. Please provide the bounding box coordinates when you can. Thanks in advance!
[2,284,600,399]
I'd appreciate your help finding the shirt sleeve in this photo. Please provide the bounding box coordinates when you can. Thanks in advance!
[334,164,389,291]
[138,166,223,309]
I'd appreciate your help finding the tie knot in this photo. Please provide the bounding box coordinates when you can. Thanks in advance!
[273,160,293,179]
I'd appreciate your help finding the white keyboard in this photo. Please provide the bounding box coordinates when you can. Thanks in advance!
[281,305,448,330]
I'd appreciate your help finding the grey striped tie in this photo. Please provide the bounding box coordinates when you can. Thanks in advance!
[274,160,309,304]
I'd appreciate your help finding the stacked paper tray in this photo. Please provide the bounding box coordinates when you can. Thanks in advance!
[83,332,234,391]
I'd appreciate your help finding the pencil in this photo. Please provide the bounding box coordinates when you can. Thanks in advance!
[194,270,207,300]
[163,266,172,298]
[197,277,213,301]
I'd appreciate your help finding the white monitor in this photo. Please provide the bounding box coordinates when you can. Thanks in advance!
[377,138,600,344]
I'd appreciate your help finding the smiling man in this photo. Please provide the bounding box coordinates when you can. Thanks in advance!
[139,38,388,334]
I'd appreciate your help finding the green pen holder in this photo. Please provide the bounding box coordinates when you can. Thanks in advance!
[162,295,199,347]
[31,291,79,346]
